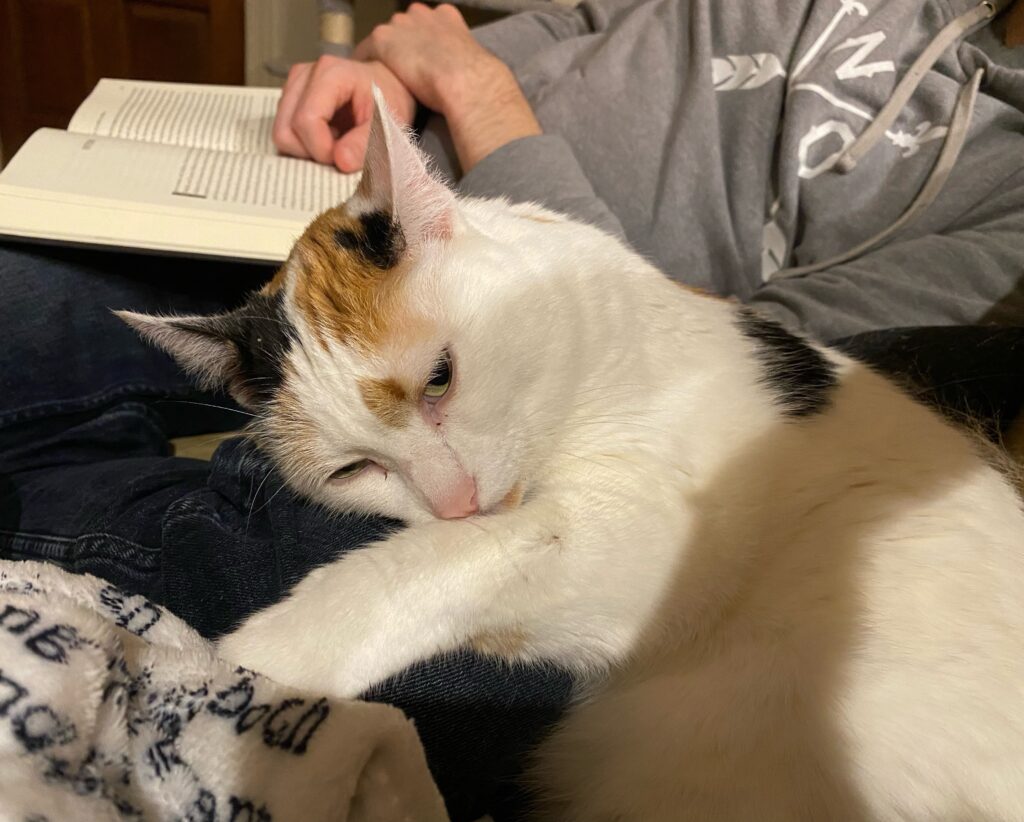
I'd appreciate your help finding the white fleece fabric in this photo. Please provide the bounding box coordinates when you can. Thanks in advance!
[0,560,448,822]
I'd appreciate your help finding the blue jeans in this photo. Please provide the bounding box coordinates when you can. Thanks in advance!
[0,243,573,822]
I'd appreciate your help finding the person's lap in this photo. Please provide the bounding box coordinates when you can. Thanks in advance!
[0,242,572,822]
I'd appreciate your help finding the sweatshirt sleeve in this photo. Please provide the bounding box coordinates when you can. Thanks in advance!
[457,134,627,240]
[471,2,602,71]
[747,170,1024,343]
[421,1,637,239]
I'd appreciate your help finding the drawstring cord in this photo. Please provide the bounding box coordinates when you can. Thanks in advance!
[836,0,999,173]
[772,0,1007,280]
[775,69,982,279]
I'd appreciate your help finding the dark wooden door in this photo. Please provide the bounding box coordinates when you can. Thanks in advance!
[0,0,245,161]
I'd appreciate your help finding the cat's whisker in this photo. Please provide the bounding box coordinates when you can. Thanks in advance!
[245,469,276,537]
[157,399,258,418]
[247,480,290,525]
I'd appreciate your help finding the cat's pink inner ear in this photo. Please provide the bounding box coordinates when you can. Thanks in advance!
[352,87,454,245]
[355,99,396,214]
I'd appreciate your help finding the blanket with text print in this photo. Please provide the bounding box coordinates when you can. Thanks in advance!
[0,560,447,822]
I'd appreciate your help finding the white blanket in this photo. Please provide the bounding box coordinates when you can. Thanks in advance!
[0,560,448,822]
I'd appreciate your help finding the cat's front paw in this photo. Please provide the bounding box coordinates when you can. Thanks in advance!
[217,604,366,699]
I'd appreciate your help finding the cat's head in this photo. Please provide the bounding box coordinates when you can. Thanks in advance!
[119,90,582,523]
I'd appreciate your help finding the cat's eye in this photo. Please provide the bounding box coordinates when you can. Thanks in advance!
[330,459,371,481]
[424,350,453,399]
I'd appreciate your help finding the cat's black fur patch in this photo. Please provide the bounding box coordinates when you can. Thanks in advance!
[229,291,295,404]
[736,309,838,417]
[176,290,294,405]
[334,211,405,269]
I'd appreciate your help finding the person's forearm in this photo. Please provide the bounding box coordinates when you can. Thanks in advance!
[438,63,541,173]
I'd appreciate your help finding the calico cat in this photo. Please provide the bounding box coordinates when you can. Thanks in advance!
[121,92,1024,820]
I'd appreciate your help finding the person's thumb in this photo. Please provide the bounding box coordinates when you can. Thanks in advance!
[334,121,371,172]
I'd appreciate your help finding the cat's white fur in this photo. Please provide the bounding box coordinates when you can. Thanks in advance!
[174,97,1024,819]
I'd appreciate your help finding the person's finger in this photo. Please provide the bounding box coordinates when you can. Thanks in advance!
[293,59,358,165]
[333,83,378,171]
[354,24,390,63]
[333,121,371,172]
[434,3,468,28]
[273,62,313,157]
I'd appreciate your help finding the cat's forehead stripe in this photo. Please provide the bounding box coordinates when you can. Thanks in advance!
[358,376,413,428]
[292,207,406,353]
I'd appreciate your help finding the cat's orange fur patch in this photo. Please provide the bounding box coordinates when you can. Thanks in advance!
[262,264,289,296]
[258,378,324,488]
[291,207,403,352]
[673,281,732,302]
[507,202,563,224]
[501,482,525,509]
[358,376,413,428]
[470,627,528,658]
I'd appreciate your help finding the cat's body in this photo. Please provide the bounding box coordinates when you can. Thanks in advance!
[124,95,1024,820]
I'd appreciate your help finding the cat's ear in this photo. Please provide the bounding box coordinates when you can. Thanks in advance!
[115,305,285,410]
[347,86,455,248]
[116,309,241,389]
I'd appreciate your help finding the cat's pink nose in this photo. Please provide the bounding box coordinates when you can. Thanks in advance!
[433,475,479,519]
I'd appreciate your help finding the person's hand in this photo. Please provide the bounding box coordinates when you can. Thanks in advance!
[273,58,415,172]
[354,3,510,116]
[355,3,541,172]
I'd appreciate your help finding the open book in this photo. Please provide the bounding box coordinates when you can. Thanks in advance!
[0,79,360,263]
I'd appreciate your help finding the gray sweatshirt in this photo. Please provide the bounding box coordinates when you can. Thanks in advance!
[422,0,1024,342]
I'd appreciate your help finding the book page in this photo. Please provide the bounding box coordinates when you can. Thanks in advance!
[3,129,357,219]
[172,146,356,212]
[68,79,281,155]
[0,129,360,261]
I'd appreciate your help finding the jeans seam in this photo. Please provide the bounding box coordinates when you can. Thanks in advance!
[0,528,160,554]
[0,382,189,429]
[0,542,160,575]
